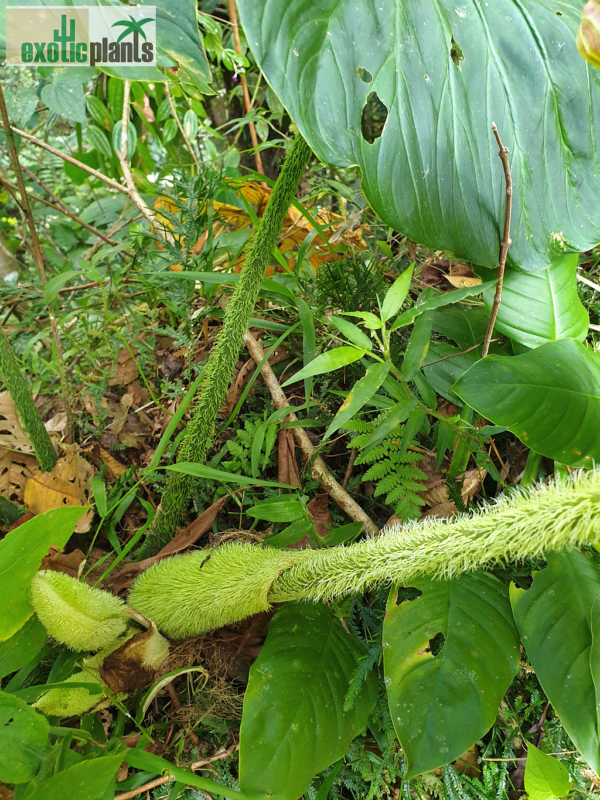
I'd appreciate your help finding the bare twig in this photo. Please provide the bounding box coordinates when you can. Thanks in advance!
[164,82,200,169]
[422,338,500,367]
[0,121,128,194]
[116,81,159,233]
[227,0,265,177]
[0,83,75,439]
[482,123,512,358]
[578,272,600,293]
[342,448,358,490]
[244,330,379,535]
[113,746,237,800]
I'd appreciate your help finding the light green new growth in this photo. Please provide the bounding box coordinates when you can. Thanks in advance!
[129,470,600,636]
[144,134,313,554]
[128,545,305,638]
[31,571,129,651]
[0,331,57,472]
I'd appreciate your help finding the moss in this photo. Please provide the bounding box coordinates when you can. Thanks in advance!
[0,332,57,472]
[143,134,312,554]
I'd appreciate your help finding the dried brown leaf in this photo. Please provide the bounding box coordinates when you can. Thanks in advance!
[24,445,94,532]
[108,347,139,386]
[0,447,38,503]
[0,391,34,453]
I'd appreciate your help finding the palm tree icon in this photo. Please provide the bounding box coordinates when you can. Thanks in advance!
[111,15,154,44]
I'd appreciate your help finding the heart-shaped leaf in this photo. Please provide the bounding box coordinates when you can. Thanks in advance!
[384,573,520,777]
[239,602,377,800]
[453,339,600,467]
[480,254,588,348]
[511,551,600,774]
[524,744,571,800]
[237,0,600,271]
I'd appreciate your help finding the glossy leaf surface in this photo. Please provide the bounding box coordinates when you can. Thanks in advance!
[239,602,377,800]
[511,551,600,774]
[384,573,520,777]
[0,507,86,642]
[237,0,600,271]
[480,254,588,348]
[0,690,49,783]
[453,339,600,467]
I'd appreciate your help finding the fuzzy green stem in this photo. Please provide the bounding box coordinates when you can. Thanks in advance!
[128,470,600,637]
[142,134,312,554]
[0,331,57,471]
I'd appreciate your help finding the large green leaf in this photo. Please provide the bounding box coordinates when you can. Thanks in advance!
[239,602,377,800]
[384,573,520,777]
[0,507,86,641]
[0,617,48,680]
[453,339,600,467]
[237,0,600,271]
[0,690,49,783]
[25,753,123,800]
[480,254,589,348]
[511,551,600,773]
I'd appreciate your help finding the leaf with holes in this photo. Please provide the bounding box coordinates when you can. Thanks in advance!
[511,551,600,774]
[479,253,589,348]
[239,602,377,800]
[383,573,520,777]
[453,339,600,467]
[0,690,49,783]
[237,0,600,272]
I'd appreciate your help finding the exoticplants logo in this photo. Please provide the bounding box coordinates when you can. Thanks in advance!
[6,5,156,67]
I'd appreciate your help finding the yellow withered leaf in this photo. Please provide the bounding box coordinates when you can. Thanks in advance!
[24,445,94,533]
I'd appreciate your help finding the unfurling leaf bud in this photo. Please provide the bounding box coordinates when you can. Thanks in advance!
[578,1,600,69]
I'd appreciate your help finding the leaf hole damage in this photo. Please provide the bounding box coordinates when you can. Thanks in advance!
[396,586,423,605]
[426,632,446,657]
[450,37,464,67]
[356,66,373,83]
[361,91,389,144]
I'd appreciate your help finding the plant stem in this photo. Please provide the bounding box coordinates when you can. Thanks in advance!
[482,123,512,358]
[521,449,542,486]
[0,331,57,472]
[141,133,312,553]
[164,82,200,170]
[0,82,75,441]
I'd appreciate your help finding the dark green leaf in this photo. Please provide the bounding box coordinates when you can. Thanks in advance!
[481,254,588,348]
[41,78,86,123]
[0,617,47,680]
[384,573,520,777]
[423,342,479,404]
[0,690,49,783]
[453,339,600,467]
[237,1,600,272]
[111,121,137,160]
[86,125,113,159]
[511,551,600,774]
[322,521,363,547]
[264,518,315,548]
[63,152,99,186]
[25,753,123,800]
[239,603,377,800]
[0,507,86,641]
[431,306,489,349]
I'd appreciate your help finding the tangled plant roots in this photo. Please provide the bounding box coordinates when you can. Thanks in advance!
[129,471,600,637]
